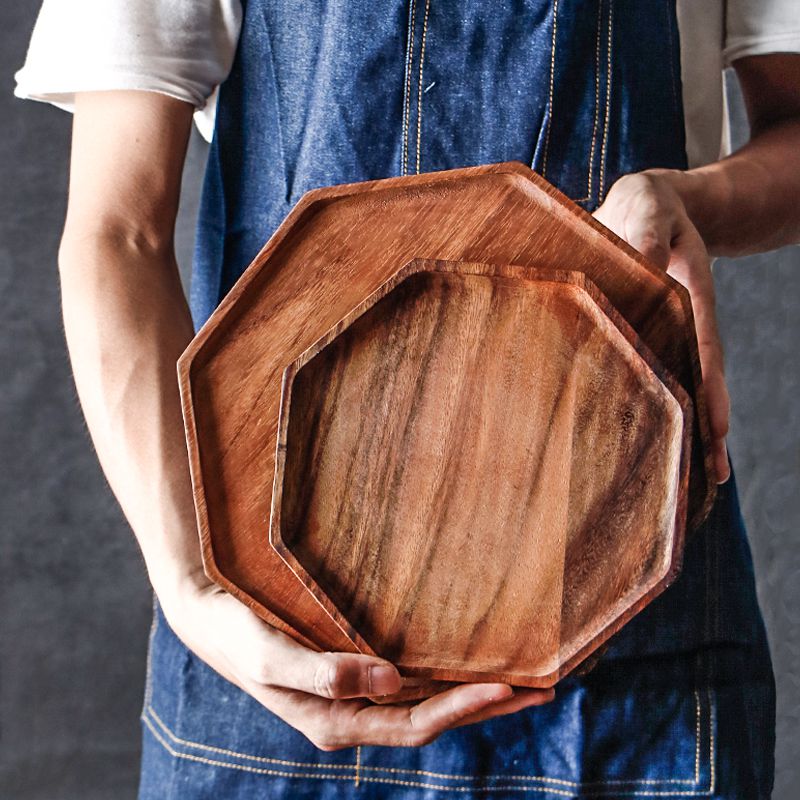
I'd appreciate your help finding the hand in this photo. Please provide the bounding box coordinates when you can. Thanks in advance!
[593,170,731,484]
[159,580,555,751]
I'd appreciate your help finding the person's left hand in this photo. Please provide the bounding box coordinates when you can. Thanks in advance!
[593,170,731,484]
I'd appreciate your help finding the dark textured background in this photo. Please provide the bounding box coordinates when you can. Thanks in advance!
[1,2,798,797]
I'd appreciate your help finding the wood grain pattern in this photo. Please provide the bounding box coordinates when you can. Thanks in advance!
[270,261,690,686]
[178,162,709,677]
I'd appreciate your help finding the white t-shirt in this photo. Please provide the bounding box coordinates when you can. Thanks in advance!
[13,0,800,168]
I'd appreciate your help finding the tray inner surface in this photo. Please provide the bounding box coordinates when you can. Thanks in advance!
[277,268,684,680]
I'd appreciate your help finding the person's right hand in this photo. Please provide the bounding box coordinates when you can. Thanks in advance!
[160,580,555,751]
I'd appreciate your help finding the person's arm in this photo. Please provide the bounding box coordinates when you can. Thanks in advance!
[594,54,800,487]
[60,91,201,600]
[661,54,800,256]
[59,90,553,751]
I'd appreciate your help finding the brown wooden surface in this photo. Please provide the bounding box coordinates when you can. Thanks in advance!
[270,261,690,686]
[178,162,710,675]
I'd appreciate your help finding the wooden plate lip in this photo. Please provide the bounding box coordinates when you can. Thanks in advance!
[178,161,709,670]
[179,356,325,649]
[269,258,692,685]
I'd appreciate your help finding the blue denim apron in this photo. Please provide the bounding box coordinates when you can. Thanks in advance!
[140,1,775,796]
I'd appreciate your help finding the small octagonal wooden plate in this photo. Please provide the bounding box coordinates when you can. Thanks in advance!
[270,260,691,687]
[178,162,712,662]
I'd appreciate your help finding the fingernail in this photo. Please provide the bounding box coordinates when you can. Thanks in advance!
[368,665,400,695]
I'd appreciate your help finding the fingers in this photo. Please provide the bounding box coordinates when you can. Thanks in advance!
[610,178,732,488]
[704,365,731,484]
[186,594,556,751]
[235,612,553,749]
[696,310,730,484]
[251,625,402,699]
[668,233,731,485]
[406,683,515,739]
[712,439,731,484]
[452,687,555,730]
[261,682,517,750]
[699,339,730,483]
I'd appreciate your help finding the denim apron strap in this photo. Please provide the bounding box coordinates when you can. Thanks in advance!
[191,0,687,323]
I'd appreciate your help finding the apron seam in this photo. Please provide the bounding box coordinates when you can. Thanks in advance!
[573,0,605,205]
[142,707,716,797]
[414,0,432,174]
[598,0,614,202]
[142,685,710,790]
[401,0,418,176]
[541,0,560,180]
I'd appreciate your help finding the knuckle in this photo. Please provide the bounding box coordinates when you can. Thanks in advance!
[313,654,351,699]
[310,737,340,752]
[312,655,339,698]
[611,172,640,194]
[248,654,273,686]
[408,713,438,747]
[306,724,341,752]
[409,730,438,747]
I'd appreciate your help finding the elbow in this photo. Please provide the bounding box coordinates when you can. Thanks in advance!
[58,218,176,275]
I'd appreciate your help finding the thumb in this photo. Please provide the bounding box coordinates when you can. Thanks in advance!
[258,628,403,699]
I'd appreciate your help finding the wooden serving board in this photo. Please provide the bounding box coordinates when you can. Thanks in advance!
[178,162,711,672]
[270,260,691,687]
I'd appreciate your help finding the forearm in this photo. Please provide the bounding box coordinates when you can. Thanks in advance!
[646,54,800,258]
[657,117,800,257]
[58,231,204,603]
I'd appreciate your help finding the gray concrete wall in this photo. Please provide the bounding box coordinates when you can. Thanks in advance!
[1,3,797,797]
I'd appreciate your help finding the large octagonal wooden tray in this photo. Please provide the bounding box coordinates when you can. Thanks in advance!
[270,259,692,687]
[178,161,713,667]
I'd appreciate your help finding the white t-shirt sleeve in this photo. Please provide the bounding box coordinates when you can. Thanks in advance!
[724,0,800,65]
[14,0,242,140]
[678,0,800,168]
